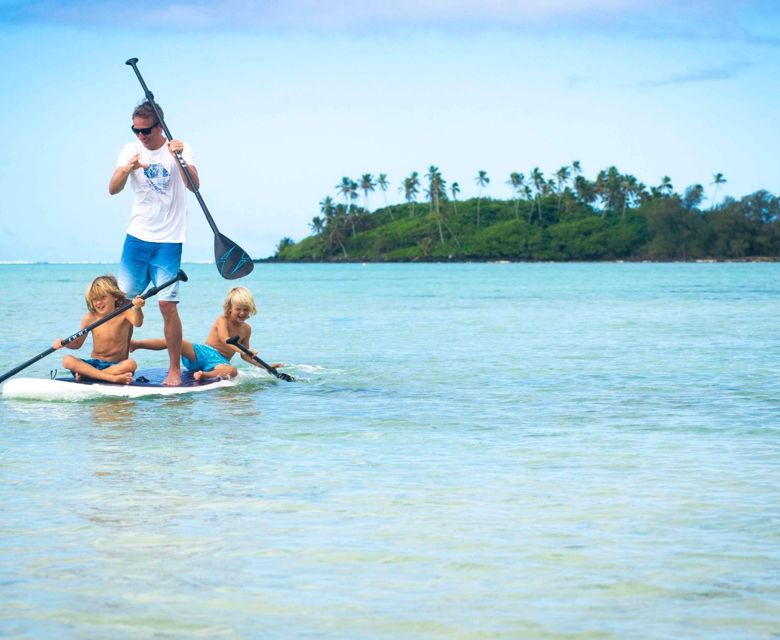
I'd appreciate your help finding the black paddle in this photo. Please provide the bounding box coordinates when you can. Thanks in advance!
[125,57,254,280]
[0,270,188,385]
[226,336,295,382]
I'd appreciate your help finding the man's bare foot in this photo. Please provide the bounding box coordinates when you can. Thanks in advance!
[162,370,182,386]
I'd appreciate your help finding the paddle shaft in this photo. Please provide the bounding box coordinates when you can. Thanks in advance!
[125,58,219,236]
[0,270,187,385]
[226,336,294,381]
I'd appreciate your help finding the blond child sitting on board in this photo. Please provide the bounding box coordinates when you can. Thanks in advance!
[53,275,145,384]
[131,286,282,380]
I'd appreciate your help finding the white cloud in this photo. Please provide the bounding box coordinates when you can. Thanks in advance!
[642,60,752,88]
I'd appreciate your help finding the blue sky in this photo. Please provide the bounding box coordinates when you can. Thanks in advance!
[0,0,778,261]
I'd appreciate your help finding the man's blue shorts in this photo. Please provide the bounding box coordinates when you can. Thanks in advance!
[118,234,182,302]
[182,343,230,373]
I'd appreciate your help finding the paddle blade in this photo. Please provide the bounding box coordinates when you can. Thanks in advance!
[215,233,254,280]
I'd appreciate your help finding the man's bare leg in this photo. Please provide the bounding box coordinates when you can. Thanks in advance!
[132,338,197,359]
[160,301,182,386]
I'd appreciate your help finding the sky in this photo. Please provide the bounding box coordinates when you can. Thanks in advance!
[0,0,778,262]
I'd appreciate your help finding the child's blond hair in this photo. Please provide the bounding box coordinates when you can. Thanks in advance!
[85,275,127,313]
[223,286,257,316]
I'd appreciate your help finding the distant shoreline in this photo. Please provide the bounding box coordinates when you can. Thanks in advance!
[2,257,778,266]
[0,260,215,266]
[253,256,780,264]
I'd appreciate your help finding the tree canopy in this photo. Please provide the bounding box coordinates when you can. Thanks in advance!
[273,166,780,262]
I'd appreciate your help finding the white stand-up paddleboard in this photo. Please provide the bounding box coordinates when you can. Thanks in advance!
[1,368,235,401]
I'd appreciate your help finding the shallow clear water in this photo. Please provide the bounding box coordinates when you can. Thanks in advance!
[1,262,779,638]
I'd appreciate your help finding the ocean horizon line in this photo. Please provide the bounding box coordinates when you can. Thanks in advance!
[0,260,215,265]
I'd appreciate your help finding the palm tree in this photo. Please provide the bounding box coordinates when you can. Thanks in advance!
[359,173,376,212]
[429,166,446,199]
[507,172,525,220]
[523,184,533,224]
[659,175,674,197]
[683,184,705,210]
[377,173,389,203]
[377,173,393,220]
[310,215,324,235]
[424,165,437,214]
[595,166,625,215]
[348,179,359,236]
[530,167,545,224]
[337,177,352,215]
[555,165,570,215]
[324,204,348,258]
[571,160,582,181]
[475,170,490,227]
[319,196,335,217]
[622,175,640,219]
[426,166,448,245]
[636,181,651,206]
[450,181,460,217]
[573,174,594,206]
[567,161,582,213]
[710,172,726,209]
[313,196,334,237]
[400,171,420,217]
[336,178,359,236]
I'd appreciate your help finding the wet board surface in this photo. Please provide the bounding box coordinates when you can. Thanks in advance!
[2,368,235,400]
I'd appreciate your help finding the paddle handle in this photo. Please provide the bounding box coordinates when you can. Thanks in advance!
[125,58,220,237]
[226,336,294,381]
[0,270,188,385]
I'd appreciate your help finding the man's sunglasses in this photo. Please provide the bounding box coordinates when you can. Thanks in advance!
[131,122,159,135]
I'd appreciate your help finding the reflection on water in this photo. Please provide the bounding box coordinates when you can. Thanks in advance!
[88,398,137,428]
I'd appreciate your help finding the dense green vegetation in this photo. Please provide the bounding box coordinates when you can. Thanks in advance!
[274,166,780,261]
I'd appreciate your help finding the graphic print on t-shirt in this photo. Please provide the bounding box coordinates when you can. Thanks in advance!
[144,164,170,194]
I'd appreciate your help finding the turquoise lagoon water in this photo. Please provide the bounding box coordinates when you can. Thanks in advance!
[0,262,778,638]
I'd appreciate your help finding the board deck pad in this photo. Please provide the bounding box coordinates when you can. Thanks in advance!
[57,368,221,388]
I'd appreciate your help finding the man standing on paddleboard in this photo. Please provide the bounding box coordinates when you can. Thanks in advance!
[108,100,198,386]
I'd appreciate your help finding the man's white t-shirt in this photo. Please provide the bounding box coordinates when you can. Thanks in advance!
[116,140,195,243]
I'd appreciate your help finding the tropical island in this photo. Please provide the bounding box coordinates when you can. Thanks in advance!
[273,165,780,262]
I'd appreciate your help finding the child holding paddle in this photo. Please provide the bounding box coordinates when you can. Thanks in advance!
[53,275,145,384]
[131,286,283,380]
